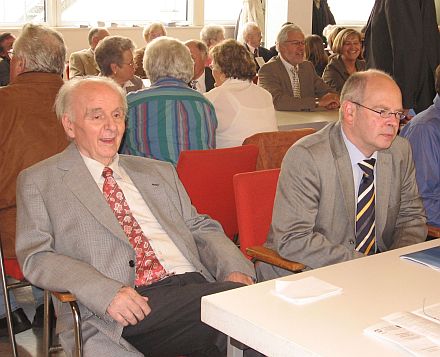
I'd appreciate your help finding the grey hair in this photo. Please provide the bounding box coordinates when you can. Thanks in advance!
[200,24,225,47]
[88,27,107,46]
[54,76,127,123]
[339,69,394,119]
[13,23,66,75]
[275,23,303,52]
[94,35,135,76]
[142,22,167,42]
[184,39,208,58]
[242,22,260,41]
[144,37,194,83]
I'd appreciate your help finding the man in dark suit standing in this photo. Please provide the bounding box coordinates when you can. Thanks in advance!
[364,0,440,114]
[185,40,215,93]
[242,22,273,72]
[259,23,339,111]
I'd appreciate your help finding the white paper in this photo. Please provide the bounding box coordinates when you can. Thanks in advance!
[271,276,342,305]
[413,304,440,325]
[383,312,440,345]
[364,321,440,356]
[255,56,266,68]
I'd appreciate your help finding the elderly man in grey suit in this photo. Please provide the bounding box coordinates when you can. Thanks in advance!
[15,76,255,356]
[69,27,109,78]
[257,69,427,281]
[259,23,339,111]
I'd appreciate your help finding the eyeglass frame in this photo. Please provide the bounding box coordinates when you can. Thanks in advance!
[282,40,305,47]
[120,61,135,68]
[351,101,406,121]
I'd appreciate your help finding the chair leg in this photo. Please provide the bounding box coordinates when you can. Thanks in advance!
[69,300,83,357]
[0,239,18,357]
[43,290,52,356]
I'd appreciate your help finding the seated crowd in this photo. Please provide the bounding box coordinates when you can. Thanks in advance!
[0,15,437,356]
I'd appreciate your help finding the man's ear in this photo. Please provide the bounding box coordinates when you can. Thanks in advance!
[61,115,75,140]
[342,100,356,126]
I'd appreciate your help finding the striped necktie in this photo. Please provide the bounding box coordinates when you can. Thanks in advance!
[355,158,376,255]
[290,66,301,98]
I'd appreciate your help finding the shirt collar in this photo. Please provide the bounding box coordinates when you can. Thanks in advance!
[280,55,299,72]
[341,126,377,166]
[80,152,123,182]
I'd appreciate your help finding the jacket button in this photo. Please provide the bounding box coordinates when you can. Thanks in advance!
[129,260,135,267]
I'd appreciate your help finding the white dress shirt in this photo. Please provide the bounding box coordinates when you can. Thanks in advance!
[81,153,197,276]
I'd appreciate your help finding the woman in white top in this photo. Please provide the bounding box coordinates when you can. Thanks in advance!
[205,39,278,148]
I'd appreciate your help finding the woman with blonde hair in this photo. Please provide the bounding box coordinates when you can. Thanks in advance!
[305,34,328,76]
[322,28,366,93]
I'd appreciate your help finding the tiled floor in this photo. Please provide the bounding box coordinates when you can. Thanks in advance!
[0,285,65,357]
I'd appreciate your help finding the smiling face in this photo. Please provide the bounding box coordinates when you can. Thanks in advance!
[245,27,262,49]
[341,33,361,62]
[278,30,305,66]
[62,82,126,166]
[342,74,402,157]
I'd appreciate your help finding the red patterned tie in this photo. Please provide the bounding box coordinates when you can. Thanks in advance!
[102,167,167,286]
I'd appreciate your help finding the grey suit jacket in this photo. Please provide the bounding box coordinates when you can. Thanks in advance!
[258,121,427,280]
[16,143,255,356]
[69,48,100,78]
[258,56,333,111]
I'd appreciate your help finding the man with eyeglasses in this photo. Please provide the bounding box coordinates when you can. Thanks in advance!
[258,23,339,111]
[257,69,427,281]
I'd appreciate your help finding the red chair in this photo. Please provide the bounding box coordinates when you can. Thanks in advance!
[233,169,305,272]
[176,145,258,242]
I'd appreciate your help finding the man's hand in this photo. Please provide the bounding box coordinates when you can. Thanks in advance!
[106,286,151,326]
[319,93,340,110]
[225,272,254,285]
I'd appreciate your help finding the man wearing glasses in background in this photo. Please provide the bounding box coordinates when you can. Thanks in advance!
[257,69,427,281]
[258,23,339,111]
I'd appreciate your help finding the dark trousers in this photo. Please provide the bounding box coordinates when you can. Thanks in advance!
[122,272,243,357]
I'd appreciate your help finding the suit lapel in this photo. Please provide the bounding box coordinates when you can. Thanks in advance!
[274,57,292,93]
[120,159,198,260]
[57,143,130,245]
[329,123,356,234]
[375,151,392,240]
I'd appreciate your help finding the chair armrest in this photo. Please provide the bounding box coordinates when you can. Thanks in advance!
[52,291,77,303]
[246,246,305,272]
[427,225,440,239]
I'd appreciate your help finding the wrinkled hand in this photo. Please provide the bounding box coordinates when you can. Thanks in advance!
[106,286,151,326]
[225,272,254,285]
[319,93,340,110]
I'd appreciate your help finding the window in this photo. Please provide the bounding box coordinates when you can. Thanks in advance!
[60,0,187,26]
[0,0,46,25]
[329,0,375,25]
[204,0,242,24]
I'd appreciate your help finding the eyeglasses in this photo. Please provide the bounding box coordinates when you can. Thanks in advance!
[283,40,305,46]
[351,101,406,121]
[121,61,134,68]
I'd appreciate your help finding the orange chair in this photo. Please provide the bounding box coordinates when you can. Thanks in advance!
[233,169,305,272]
[242,128,316,170]
[176,145,258,242]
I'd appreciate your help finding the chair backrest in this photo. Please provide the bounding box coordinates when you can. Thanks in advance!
[242,128,316,170]
[234,168,280,259]
[176,145,259,240]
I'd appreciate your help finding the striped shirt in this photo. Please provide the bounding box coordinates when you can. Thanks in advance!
[121,77,218,165]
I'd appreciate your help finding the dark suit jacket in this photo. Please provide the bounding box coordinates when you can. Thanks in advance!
[245,43,274,71]
[204,67,215,92]
[258,121,427,280]
[258,56,333,111]
[322,55,366,93]
[364,0,440,113]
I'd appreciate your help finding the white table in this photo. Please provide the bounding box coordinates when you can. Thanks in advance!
[276,109,339,131]
[202,240,440,357]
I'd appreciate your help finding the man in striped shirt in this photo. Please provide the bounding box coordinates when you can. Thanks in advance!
[121,37,217,165]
